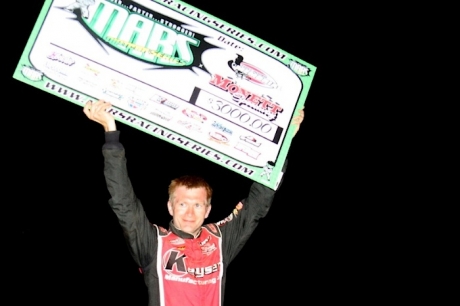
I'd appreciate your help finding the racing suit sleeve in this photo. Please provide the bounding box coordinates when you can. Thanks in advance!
[218,181,276,264]
[102,131,157,268]
[219,160,287,264]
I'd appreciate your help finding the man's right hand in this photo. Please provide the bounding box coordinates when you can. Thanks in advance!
[83,100,117,132]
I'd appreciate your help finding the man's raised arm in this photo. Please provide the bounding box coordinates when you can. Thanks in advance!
[219,106,305,262]
[83,99,157,268]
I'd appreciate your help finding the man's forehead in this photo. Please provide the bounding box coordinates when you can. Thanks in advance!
[173,186,208,198]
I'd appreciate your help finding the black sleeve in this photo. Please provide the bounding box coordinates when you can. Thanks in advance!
[102,131,157,268]
[218,182,276,264]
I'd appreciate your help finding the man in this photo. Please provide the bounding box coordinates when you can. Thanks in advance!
[84,99,304,306]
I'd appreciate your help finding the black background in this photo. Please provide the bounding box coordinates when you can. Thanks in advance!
[9,1,347,305]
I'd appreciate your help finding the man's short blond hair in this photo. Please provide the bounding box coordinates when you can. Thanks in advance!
[168,175,213,205]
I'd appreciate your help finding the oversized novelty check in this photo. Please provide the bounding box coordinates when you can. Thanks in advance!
[13,0,316,189]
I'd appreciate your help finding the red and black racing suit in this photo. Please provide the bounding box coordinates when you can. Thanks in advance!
[103,131,277,306]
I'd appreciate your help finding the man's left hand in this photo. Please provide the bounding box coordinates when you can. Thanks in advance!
[292,107,305,137]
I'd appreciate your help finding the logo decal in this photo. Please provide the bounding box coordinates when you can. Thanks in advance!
[209,131,229,144]
[149,94,179,110]
[150,107,173,121]
[289,60,311,76]
[211,121,232,135]
[234,142,261,159]
[188,263,220,278]
[163,249,187,276]
[47,52,75,66]
[177,120,202,132]
[126,97,146,109]
[182,108,207,123]
[207,223,217,233]
[62,0,217,69]
[199,236,217,256]
[233,202,243,216]
[240,135,261,147]
[228,54,277,88]
[217,213,233,227]
[163,247,220,279]
[261,161,275,181]
[158,226,168,233]
[65,0,95,19]
[21,66,43,81]
[84,63,100,76]
[217,202,243,226]
[209,74,283,121]
[170,237,185,245]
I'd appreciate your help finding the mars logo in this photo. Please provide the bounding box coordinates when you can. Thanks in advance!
[163,249,187,276]
[228,54,277,88]
[77,0,200,66]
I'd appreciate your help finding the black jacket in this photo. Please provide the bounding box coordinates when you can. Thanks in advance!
[102,131,276,306]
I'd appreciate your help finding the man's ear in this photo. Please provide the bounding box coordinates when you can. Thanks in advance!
[167,201,173,216]
[205,205,212,218]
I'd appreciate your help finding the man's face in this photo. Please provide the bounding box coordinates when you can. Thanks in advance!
[168,186,211,236]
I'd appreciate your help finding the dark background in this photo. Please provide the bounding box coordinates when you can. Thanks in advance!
[9,1,345,305]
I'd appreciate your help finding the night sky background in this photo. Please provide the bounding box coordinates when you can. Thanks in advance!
[9,1,348,305]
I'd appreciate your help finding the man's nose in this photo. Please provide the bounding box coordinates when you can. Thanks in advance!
[186,205,194,215]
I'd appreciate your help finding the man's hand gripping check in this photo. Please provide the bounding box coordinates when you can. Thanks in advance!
[292,107,305,137]
[83,100,116,132]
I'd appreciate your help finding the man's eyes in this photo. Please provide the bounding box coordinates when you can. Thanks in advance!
[179,203,204,208]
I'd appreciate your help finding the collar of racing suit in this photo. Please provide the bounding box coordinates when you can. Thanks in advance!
[169,220,203,239]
